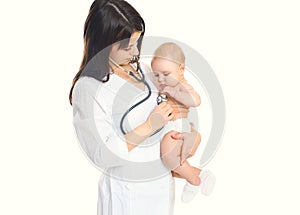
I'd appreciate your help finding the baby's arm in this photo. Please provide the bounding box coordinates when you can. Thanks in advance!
[162,82,201,107]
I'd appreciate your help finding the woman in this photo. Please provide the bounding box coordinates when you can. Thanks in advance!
[69,0,200,214]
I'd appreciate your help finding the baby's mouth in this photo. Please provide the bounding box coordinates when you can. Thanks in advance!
[159,84,166,90]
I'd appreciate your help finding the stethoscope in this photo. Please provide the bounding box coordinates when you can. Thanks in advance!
[109,56,168,136]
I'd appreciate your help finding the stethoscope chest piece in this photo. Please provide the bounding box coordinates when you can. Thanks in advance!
[157,93,168,105]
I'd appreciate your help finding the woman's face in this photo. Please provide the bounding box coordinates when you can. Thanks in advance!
[110,31,142,66]
[151,58,184,91]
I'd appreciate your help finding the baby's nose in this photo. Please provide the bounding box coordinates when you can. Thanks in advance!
[158,75,164,82]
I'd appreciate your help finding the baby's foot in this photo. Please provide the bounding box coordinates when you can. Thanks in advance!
[181,170,216,203]
[200,170,216,196]
[181,181,200,203]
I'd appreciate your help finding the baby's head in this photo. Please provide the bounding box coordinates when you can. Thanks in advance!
[151,42,185,91]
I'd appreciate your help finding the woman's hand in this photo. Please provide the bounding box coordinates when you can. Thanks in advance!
[171,123,201,164]
[146,101,174,132]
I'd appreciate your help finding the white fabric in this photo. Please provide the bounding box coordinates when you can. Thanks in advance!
[181,181,200,203]
[160,118,191,143]
[72,63,175,215]
[200,169,216,196]
[171,118,191,133]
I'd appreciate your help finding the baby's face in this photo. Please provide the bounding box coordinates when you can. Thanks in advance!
[151,58,184,91]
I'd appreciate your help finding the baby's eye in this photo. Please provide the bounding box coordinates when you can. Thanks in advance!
[154,74,159,77]
[163,73,169,76]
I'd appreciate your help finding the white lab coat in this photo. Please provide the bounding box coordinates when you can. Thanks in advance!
[72,63,175,215]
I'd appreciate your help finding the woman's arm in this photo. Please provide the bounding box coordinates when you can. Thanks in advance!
[125,101,174,151]
[73,79,130,168]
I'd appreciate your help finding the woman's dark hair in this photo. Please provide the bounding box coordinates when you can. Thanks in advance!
[69,0,145,105]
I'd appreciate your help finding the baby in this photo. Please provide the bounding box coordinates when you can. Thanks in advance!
[151,42,215,202]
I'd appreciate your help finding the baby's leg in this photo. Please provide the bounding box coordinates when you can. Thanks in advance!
[173,161,200,186]
[161,133,200,185]
[161,130,200,185]
[161,134,182,170]
[180,132,199,163]
[172,167,201,179]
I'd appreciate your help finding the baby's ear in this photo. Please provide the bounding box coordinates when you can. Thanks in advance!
[179,64,185,75]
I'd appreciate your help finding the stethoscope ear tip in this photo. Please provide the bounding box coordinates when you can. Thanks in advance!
[130,55,139,64]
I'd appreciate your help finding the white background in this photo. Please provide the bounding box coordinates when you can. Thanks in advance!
[1,0,299,214]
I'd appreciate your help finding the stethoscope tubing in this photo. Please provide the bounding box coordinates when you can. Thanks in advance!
[110,57,164,136]
[119,65,152,135]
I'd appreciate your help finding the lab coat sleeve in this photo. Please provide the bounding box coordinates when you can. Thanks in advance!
[72,77,129,168]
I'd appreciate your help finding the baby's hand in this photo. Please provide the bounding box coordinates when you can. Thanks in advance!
[162,86,177,98]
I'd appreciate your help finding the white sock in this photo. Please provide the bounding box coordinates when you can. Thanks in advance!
[199,170,216,196]
[181,181,200,203]
[181,170,216,203]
